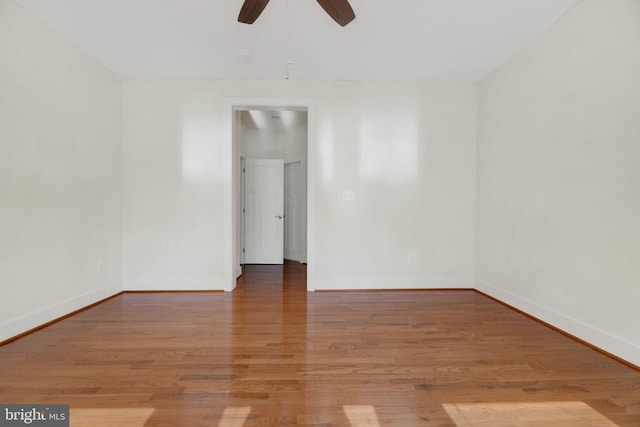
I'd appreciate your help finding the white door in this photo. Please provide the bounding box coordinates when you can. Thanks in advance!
[284,161,302,262]
[244,159,284,264]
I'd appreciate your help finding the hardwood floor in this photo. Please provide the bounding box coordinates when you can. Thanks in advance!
[1,261,638,426]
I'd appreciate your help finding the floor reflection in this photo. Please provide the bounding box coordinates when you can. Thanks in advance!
[231,261,309,424]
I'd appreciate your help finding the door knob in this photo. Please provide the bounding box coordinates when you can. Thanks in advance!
[275,215,283,219]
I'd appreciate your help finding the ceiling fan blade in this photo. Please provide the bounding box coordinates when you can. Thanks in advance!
[316,0,356,27]
[238,0,271,24]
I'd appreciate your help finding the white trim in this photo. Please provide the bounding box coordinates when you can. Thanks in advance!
[284,160,304,263]
[476,279,640,367]
[124,278,227,291]
[240,156,246,266]
[0,284,121,342]
[306,101,316,291]
[315,276,473,291]
[223,99,234,292]
[224,97,317,292]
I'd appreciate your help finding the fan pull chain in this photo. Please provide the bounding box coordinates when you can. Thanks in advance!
[285,0,293,79]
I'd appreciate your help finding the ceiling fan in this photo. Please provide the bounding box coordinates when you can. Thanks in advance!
[238,0,356,27]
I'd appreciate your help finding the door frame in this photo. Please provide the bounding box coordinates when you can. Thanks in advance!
[284,160,304,263]
[240,156,246,266]
[223,97,316,292]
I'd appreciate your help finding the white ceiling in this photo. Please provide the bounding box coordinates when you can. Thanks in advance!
[15,0,578,82]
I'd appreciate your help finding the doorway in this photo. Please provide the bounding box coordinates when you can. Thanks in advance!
[228,100,314,290]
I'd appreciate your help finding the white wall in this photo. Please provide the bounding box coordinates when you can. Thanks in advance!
[0,0,122,341]
[476,0,640,365]
[122,79,477,291]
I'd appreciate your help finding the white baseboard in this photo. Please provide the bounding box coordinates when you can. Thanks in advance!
[0,284,122,343]
[476,279,640,367]
[315,276,473,291]
[5,275,637,368]
[123,278,227,291]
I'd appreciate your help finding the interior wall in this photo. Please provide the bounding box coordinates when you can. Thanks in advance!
[122,79,477,291]
[239,114,308,264]
[476,0,640,365]
[0,0,122,341]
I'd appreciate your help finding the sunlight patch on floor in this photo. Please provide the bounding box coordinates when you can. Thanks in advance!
[343,405,381,427]
[218,406,252,427]
[70,408,155,427]
[443,401,619,426]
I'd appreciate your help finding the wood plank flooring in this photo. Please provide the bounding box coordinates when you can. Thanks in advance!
[1,261,639,426]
